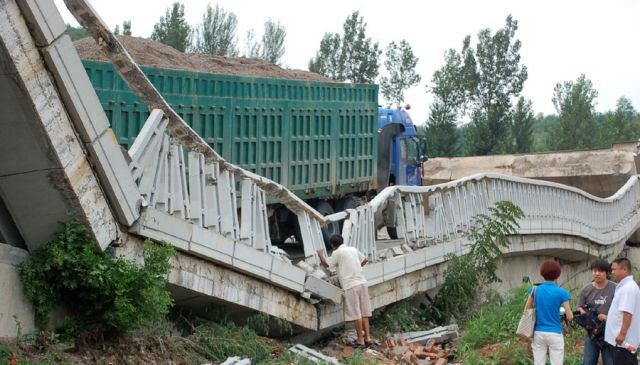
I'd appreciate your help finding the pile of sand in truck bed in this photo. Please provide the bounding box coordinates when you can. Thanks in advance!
[74,36,334,83]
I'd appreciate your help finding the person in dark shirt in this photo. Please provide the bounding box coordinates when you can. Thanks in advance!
[578,259,617,365]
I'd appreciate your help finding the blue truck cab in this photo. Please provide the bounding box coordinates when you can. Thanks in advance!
[377,106,427,188]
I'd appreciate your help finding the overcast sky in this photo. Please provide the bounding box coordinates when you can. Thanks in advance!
[55,0,640,125]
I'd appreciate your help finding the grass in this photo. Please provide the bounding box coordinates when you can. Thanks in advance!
[372,298,424,333]
[458,285,588,364]
[182,323,272,364]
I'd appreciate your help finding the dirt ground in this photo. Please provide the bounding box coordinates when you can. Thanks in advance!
[74,36,334,83]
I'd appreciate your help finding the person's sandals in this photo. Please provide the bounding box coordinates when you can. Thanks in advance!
[364,340,376,348]
[349,340,366,349]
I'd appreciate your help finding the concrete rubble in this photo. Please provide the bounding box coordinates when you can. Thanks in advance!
[218,357,251,365]
[289,344,340,364]
[295,325,460,364]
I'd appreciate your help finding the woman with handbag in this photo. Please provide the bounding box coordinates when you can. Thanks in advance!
[522,260,574,365]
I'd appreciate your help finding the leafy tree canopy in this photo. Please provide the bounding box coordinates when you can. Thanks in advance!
[309,11,381,83]
[380,40,421,106]
[150,2,192,52]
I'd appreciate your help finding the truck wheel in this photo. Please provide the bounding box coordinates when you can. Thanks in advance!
[333,196,360,230]
[387,226,399,239]
[313,200,340,249]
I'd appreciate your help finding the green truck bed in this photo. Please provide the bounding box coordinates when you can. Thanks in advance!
[82,60,379,200]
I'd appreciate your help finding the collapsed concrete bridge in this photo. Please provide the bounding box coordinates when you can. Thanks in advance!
[0,0,639,337]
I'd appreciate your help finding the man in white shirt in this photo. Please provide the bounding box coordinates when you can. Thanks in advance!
[605,258,640,365]
[317,234,372,347]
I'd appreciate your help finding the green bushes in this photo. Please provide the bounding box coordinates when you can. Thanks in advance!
[373,299,421,333]
[424,201,524,324]
[19,222,175,335]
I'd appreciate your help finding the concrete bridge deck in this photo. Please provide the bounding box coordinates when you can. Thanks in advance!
[0,0,639,337]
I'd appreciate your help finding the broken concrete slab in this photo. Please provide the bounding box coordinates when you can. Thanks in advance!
[219,357,251,365]
[289,344,339,364]
[304,275,342,304]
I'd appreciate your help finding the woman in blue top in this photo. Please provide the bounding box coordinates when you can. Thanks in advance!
[524,260,574,365]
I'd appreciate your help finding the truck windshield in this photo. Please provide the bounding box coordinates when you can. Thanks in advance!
[401,137,419,164]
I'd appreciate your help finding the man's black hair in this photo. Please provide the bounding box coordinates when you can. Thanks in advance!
[590,259,611,273]
[329,234,343,247]
[612,257,632,272]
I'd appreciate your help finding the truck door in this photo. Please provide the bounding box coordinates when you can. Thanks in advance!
[399,137,422,186]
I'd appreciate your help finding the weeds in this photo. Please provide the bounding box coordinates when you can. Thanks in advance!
[246,312,293,337]
[19,222,175,335]
[424,201,524,324]
[460,285,529,351]
[182,323,272,364]
[373,299,422,333]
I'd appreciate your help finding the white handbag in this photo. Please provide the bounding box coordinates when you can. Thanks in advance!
[516,286,537,338]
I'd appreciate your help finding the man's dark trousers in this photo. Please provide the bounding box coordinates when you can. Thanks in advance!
[611,346,638,365]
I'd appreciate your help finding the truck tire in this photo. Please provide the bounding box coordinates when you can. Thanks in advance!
[313,200,340,249]
[386,226,399,239]
[333,196,360,231]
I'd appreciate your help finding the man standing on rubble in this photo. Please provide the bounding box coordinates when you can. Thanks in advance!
[317,234,372,348]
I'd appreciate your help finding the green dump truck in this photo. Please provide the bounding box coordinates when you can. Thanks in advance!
[82,59,381,243]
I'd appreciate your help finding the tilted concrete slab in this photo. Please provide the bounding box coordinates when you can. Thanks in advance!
[16,0,141,226]
[0,0,118,250]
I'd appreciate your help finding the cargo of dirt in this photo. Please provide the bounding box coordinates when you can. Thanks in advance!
[74,35,334,83]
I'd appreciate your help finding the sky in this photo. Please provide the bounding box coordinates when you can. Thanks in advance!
[54,0,640,126]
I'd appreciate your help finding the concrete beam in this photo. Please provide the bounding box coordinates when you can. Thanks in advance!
[14,0,142,226]
[115,235,318,330]
[0,0,118,250]
[424,148,638,198]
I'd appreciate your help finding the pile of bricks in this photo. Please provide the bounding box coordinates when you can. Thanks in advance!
[379,337,452,364]
[305,326,459,364]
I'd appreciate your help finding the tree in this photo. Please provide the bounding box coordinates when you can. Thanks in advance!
[308,33,342,78]
[114,21,131,36]
[309,11,381,83]
[424,201,524,323]
[550,74,599,150]
[194,4,238,56]
[425,49,468,157]
[122,20,132,36]
[601,97,637,146]
[423,113,459,157]
[244,30,262,59]
[261,19,286,65]
[511,97,534,153]
[150,2,192,52]
[66,24,88,41]
[380,40,421,106]
[462,15,528,155]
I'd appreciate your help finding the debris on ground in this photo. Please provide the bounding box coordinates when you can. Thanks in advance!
[289,344,340,364]
[313,325,460,364]
[390,325,459,345]
[219,356,251,365]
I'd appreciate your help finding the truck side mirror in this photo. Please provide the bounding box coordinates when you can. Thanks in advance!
[419,139,428,162]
